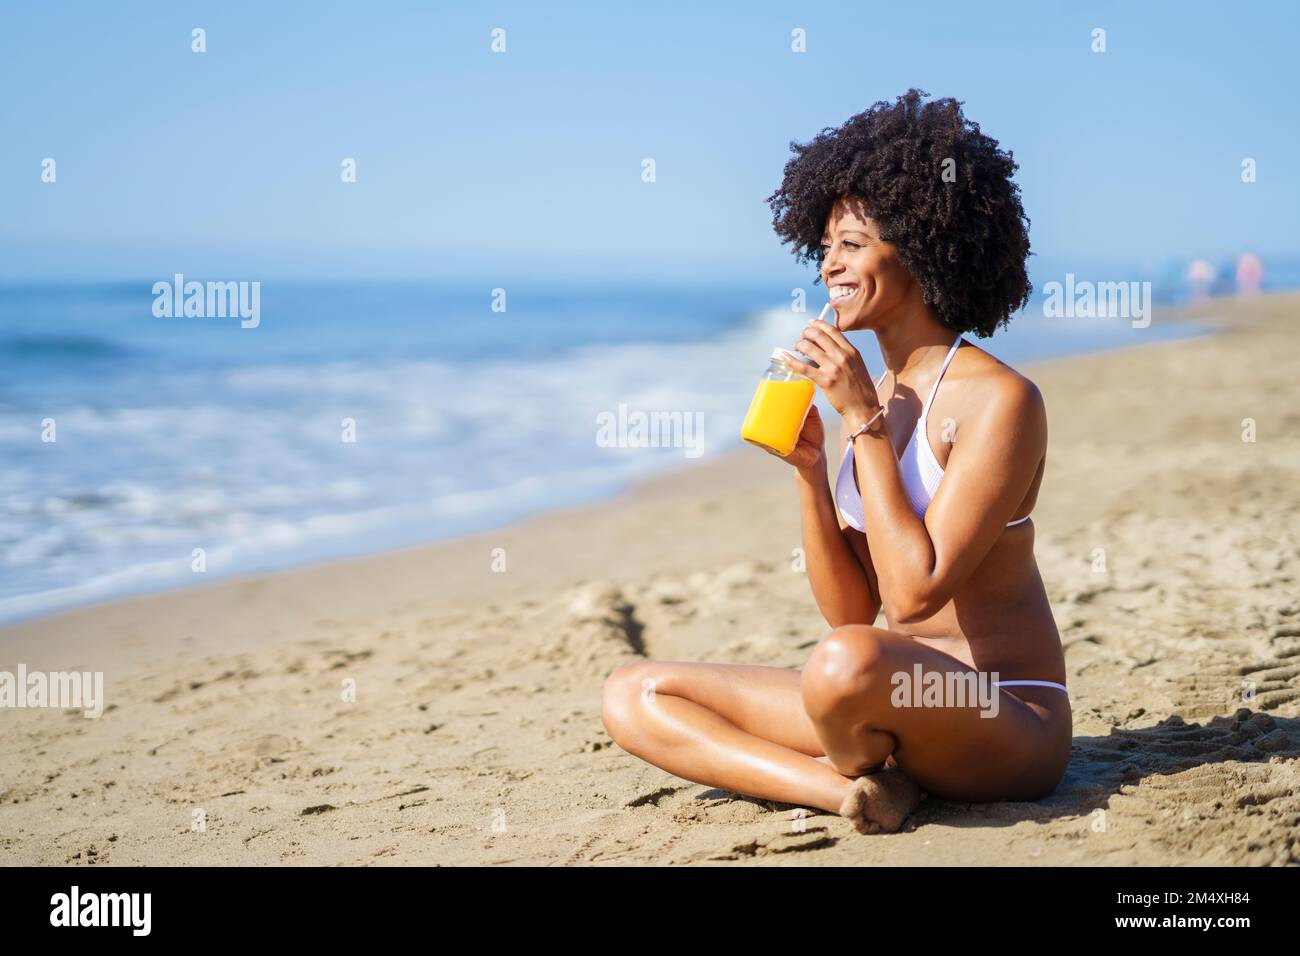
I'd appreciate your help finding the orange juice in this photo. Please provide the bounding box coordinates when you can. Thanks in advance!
[741,350,816,457]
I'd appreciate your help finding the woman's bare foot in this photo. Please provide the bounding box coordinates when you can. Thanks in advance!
[838,766,924,834]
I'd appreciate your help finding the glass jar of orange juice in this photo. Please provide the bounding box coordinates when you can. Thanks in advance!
[741,348,817,457]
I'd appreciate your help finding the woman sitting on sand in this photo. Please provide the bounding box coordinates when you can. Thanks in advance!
[602,89,1070,834]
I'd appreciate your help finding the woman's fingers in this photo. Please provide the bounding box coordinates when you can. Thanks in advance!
[809,319,857,354]
[792,336,832,370]
[799,324,848,367]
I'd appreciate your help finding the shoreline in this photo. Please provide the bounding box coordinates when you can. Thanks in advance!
[0,299,1214,635]
[0,299,1237,669]
[3,290,1299,865]
[0,299,1228,670]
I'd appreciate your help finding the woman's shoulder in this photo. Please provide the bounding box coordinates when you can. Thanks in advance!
[951,342,1046,438]
[955,340,1042,399]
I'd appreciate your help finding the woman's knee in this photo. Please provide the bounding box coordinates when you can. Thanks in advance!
[600,661,660,740]
[800,625,893,719]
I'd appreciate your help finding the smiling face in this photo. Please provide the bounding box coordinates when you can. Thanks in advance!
[819,194,919,332]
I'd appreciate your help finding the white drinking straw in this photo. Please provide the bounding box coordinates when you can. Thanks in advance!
[814,300,835,329]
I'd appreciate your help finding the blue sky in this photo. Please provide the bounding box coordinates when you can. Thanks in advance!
[1,0,1296,282]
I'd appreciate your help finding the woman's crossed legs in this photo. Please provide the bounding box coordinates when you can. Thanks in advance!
[600,625,1071,833]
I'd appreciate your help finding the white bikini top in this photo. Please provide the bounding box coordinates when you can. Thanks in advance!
[835,334,1032,532]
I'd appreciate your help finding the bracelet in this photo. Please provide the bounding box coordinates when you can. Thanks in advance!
[846,406,887,443]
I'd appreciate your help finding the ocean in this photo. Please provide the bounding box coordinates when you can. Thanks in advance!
[0,275,1233,623]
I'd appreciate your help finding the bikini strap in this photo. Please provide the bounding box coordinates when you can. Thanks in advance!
[919,334,964,426]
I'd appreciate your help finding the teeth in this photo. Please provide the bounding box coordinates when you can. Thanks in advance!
[831,286,858,299]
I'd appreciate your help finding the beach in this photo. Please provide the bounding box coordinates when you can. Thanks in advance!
[2,290,1299,866]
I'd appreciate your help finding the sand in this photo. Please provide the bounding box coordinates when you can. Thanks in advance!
[2,292,1299,866]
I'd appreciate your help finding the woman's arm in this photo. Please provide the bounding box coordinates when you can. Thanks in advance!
[795,320,1045,625]
[850,375,1045,623]
[795,451,881,627]
[772,403,881,627]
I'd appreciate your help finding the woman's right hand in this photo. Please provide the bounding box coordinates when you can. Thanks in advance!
[779,403,827,472]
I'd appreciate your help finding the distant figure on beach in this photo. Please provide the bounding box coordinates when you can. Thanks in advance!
[604,89,1071,834]
[1236,252,1263,295]
[1187,258,1216,301]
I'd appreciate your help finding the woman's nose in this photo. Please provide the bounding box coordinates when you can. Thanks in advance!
[822,244,842,276]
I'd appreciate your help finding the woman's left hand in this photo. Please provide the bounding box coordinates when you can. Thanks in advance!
[793,319,882,422]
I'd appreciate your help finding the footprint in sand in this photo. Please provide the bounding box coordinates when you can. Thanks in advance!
[526,582,647,677]
[220,734,301,771]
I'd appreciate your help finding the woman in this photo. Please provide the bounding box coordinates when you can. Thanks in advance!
[601,89,1070,835]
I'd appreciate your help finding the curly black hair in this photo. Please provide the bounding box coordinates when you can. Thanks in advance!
[765,89,1032,338]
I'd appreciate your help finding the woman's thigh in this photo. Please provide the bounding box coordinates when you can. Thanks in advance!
[803,626,1072,801]
[606,660,826,758]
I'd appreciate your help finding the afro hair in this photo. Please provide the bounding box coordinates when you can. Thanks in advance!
[765,88,1032,338]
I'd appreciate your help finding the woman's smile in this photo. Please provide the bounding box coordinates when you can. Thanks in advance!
[828,278,866,322]
[829,282,859,302]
